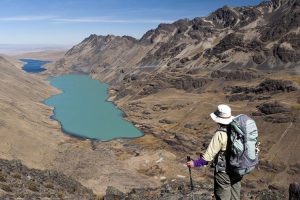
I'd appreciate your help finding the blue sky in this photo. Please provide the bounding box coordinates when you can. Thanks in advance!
[0,0,263,46]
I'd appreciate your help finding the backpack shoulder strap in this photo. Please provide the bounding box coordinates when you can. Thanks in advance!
[217,126,228,133]
[217,125,232,136]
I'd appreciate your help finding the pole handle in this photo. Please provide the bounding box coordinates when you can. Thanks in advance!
[187,156,191,162]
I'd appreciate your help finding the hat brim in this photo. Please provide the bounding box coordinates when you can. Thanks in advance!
[210,112,234,125]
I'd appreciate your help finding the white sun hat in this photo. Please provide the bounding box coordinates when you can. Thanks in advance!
[210,104,234,125]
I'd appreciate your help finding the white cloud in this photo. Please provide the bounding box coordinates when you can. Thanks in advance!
[0,16,56,21]
[53,17,174,24]
[0,15,174,24]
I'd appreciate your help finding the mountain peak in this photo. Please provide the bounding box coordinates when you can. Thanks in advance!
[272,0,298,7]
[207,6,240,28]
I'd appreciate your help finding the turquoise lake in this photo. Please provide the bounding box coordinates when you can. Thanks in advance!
[44,74,143,141]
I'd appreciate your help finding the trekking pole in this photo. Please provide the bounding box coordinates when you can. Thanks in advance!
[187,156,194,191]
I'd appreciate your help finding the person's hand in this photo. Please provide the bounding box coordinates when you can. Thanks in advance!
[186,161,195,168]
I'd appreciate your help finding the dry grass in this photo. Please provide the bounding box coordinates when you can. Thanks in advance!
[0,172,6,182]
[27,181,39,192]
[12,173,21,179]
[1,184,12,192]
[58,190,65,199]
[131,135,165,149]
[271,74,300,85]
[0,56,65,170]
[291,104,300,111]
[287,76,300,85]
[45,182,54,189]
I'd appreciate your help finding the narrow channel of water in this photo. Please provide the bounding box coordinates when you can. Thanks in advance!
[20,58,50,73]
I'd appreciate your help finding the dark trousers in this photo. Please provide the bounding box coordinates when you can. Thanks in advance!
[214,172,242,200]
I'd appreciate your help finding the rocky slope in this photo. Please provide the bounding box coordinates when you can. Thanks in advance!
[44,0,300,199]
[0,55,64,169]
[102,180,289,200]
[0,159,95,199]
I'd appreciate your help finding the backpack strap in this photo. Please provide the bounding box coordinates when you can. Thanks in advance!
[217,126,228,133]
[214,126,231,172]
[217,125,232,139]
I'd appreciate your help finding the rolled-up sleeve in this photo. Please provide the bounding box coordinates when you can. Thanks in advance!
[203,131,227,162]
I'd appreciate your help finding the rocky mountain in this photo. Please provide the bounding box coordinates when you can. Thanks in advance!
[43,0,300,199]
[49,0,300,81]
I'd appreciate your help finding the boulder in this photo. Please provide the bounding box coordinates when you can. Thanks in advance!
[288,163,300,175]
[289,182,300,200]
[257,101,291,115]
[125,179,214,200]
[104,186,125,200]
[253,53,266,64]
[211,70,260,81]
[255,101,294,123]
[168,75,210,91]
[226,79,298,95]
[159,119,175,124]
[256,79,298,93]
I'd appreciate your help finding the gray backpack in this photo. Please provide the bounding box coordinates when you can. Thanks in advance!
[228,114,259,176]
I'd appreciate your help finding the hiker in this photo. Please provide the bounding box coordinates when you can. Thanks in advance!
[187,104,243,200]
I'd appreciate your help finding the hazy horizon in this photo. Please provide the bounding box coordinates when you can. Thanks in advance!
[0,43,71,55]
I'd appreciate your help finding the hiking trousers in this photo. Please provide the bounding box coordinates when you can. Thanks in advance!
[214,171,242,200]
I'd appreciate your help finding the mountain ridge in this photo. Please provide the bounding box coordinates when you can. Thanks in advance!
[48,0,299,83]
